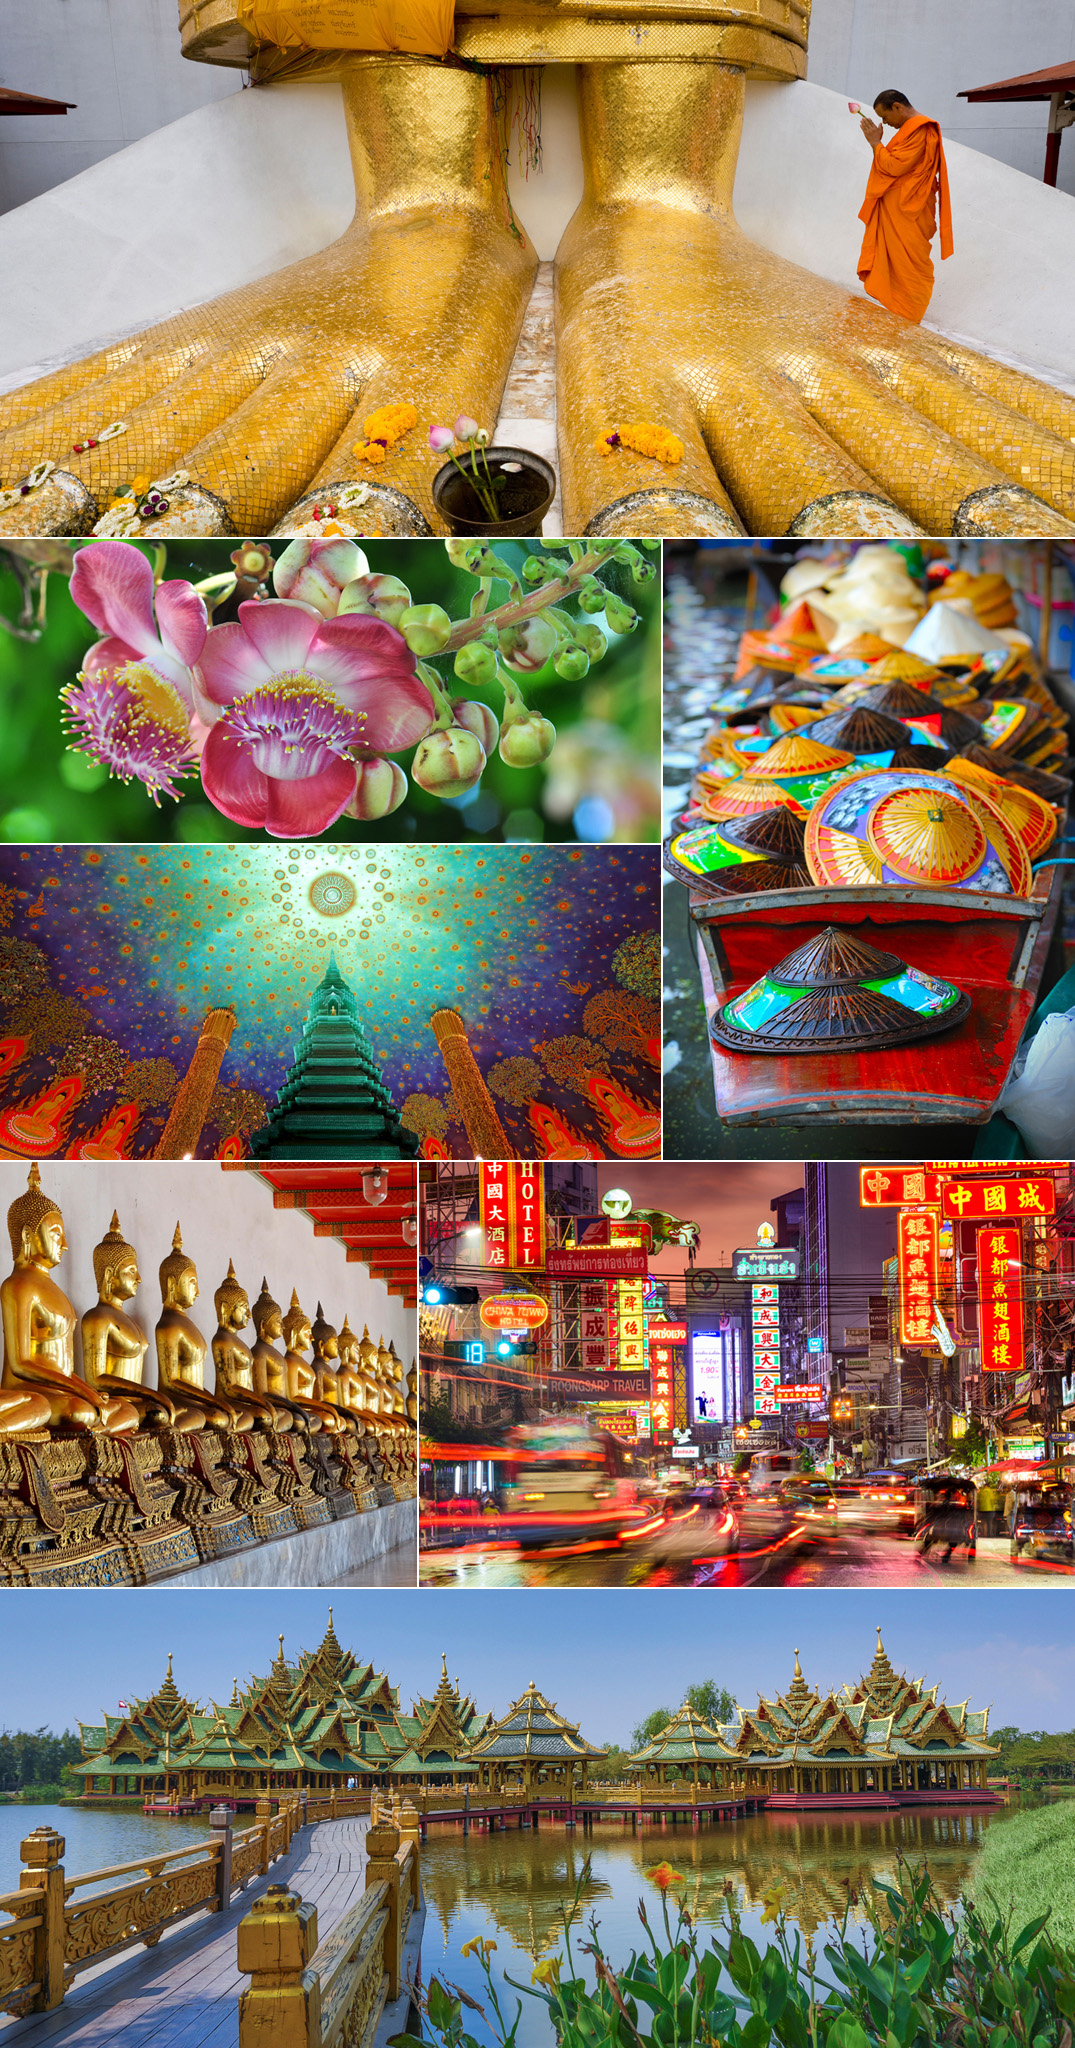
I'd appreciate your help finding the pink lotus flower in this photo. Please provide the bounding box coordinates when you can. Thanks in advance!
[429,424,455,453]
[63,540,208,801]
[193,599,435,837]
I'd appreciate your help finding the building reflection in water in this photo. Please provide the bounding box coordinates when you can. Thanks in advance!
[421,1807,998,1965]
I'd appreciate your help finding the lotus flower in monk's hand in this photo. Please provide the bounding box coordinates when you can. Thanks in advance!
[63,539,209,802]
[193,599,435,836]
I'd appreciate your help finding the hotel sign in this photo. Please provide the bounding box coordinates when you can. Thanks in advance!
[479,1161,546,1269]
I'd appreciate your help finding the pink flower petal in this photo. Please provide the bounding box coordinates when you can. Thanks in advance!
[306,615,434,748]
[70,541,158,653]
[263,755,357,838]
[195,619,274,708]
[236,597,321,673]
[81,634,140,679]
[200,721,270,828]
[154,579,208,669]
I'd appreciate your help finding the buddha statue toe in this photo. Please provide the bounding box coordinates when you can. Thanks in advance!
[556,64,1075,540]
[0,60,536,540]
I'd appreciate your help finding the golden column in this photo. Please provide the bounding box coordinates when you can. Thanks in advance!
[429,1010,512,1161]
[153,1006,237,1160]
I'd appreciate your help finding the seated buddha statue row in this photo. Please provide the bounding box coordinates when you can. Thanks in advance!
[0,1167,413,1440]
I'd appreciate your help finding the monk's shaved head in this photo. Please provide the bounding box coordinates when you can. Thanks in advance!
[874,90,912,111]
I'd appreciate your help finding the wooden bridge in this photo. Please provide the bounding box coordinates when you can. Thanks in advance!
[0,1798,423,2048]
[415,1792,764,1836]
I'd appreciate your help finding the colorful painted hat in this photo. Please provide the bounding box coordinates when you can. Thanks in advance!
[803,768,1032,896]
[954,742,1070,806]
[945,759,1058,861]
[711,926,971,1055]
[855,679,948,719]
[695,775,811,821]
[798,705,913,756]
[749,733,854,778]
[663,814,810,894]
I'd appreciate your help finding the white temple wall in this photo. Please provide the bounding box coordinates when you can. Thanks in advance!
[808,0,1075,200]
[0,0,240,212]
[0,1159,414,1387]
[1,67,1074,393]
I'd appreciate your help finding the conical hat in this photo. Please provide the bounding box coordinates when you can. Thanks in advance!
[715,807,808,863]
[800,706,910,754]
[955,742,1070,806]
[866,787,987,886]
[697,776,810,822]
[904,603,1011,662]
[887,742,951,771]
[768,701,827,734]
[750,733,853,778]
[712,923,970,1055]
[822,633,895,663]
[855,679,947,718]
[946,760,1057,861]
[866,650,943,687]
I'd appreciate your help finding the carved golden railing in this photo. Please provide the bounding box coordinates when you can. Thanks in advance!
[238,1811,422,2048]
[0,1800,303,2021]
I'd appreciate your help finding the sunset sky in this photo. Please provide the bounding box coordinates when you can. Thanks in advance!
[593,1163,804,1276]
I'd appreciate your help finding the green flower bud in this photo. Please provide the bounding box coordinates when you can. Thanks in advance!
[499,713,556,768]
[446,538,496,572]
[577,578,607,615]
[498,614,559,672]
[337,572,412,626]
[454,640,499,689]
[631,559,657,586]
[554,645,589,682]
[347,757,408,820]
[412,724,487,799]
[452,698,500,752]
[575,623,607,661]
[604,594,639,634]
[522,554,554,585]
[400,603,453,657]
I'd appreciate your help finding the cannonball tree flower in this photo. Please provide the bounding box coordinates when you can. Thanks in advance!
[62,539,208,802]
[193,599,435,837]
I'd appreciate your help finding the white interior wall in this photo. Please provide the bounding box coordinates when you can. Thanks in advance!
[808,0,1075,198]
[1,64,1074,394]
[0,1160,415,1387]
[0,0,240,213]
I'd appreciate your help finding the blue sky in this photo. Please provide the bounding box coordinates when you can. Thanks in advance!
[1,1591,1070,1740]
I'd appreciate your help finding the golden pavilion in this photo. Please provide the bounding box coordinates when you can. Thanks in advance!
[629,1632,999,1809]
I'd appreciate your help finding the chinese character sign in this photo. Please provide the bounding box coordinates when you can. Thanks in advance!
[977,1225,1025,1373]
[860,1167,942,1207]
[942,1177,1055,1222]
[752,1282,780,1414]
[898,1210,938,1347]
[479,1162,546,1269]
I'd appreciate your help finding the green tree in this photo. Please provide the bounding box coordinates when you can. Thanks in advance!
[684,1680,737,1726]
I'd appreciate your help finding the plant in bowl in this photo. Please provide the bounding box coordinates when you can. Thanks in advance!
[430,416,555,537]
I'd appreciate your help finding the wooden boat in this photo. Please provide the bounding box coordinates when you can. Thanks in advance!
[685,867,1063,1128]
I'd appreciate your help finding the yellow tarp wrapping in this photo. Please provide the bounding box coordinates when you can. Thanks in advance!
[236,0,454,57]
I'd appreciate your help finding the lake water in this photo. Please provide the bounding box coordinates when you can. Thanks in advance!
[0,1802,1013,2045]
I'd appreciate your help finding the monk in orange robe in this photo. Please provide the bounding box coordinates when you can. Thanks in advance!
[857,90,953,324]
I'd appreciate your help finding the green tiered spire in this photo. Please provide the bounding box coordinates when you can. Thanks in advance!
[251,955,419,1160]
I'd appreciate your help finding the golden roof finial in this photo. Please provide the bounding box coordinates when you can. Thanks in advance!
[793,1649,802,1679]
[167,1652,173,1679]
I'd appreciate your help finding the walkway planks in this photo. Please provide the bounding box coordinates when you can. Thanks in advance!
[1,1817,421,2048]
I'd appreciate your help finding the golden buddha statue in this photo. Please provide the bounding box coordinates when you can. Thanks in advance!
[250,1277,304,1432]
[378,1335,406,1426]
[310,1304,345,1417]
[282,1289,344,1433]
[81,1210,179,1427]
[1,2,1073,541]
[211,1261,286,1433]
[337,1315,375,1423]
[357,1322,384,1430]
[1,1166,140,1435]
[154,1223,233,1432]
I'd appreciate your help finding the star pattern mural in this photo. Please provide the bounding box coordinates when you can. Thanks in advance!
[0,845,660,1161]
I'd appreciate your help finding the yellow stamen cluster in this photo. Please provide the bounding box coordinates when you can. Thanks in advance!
[595,422,684,465]
[354,402,418,464]
[122,662,191,738]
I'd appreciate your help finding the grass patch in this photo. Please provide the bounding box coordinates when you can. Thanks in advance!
[973,1799,1075,1943]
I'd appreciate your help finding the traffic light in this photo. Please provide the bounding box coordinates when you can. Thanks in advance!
[422,1283,479,1306]
[831,1394,854,1425]
[496,1337,538,1358]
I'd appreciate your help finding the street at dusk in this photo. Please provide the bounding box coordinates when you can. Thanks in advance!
[420,1158,1075,1588]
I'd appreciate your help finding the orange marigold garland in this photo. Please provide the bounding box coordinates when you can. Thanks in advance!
[354,402,419,464]
[595,422,684,464]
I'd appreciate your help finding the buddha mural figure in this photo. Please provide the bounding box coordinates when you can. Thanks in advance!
[211,1261,285,1434]
[249,1278,304,1433]
[282,1289,344,1434]
[1,1166,139,1434]
[154,1223,232,1433]
[81,1210,179,1427]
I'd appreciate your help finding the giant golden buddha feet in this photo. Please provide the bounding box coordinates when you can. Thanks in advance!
[557,64,1075,538]
[0,59,536,539]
